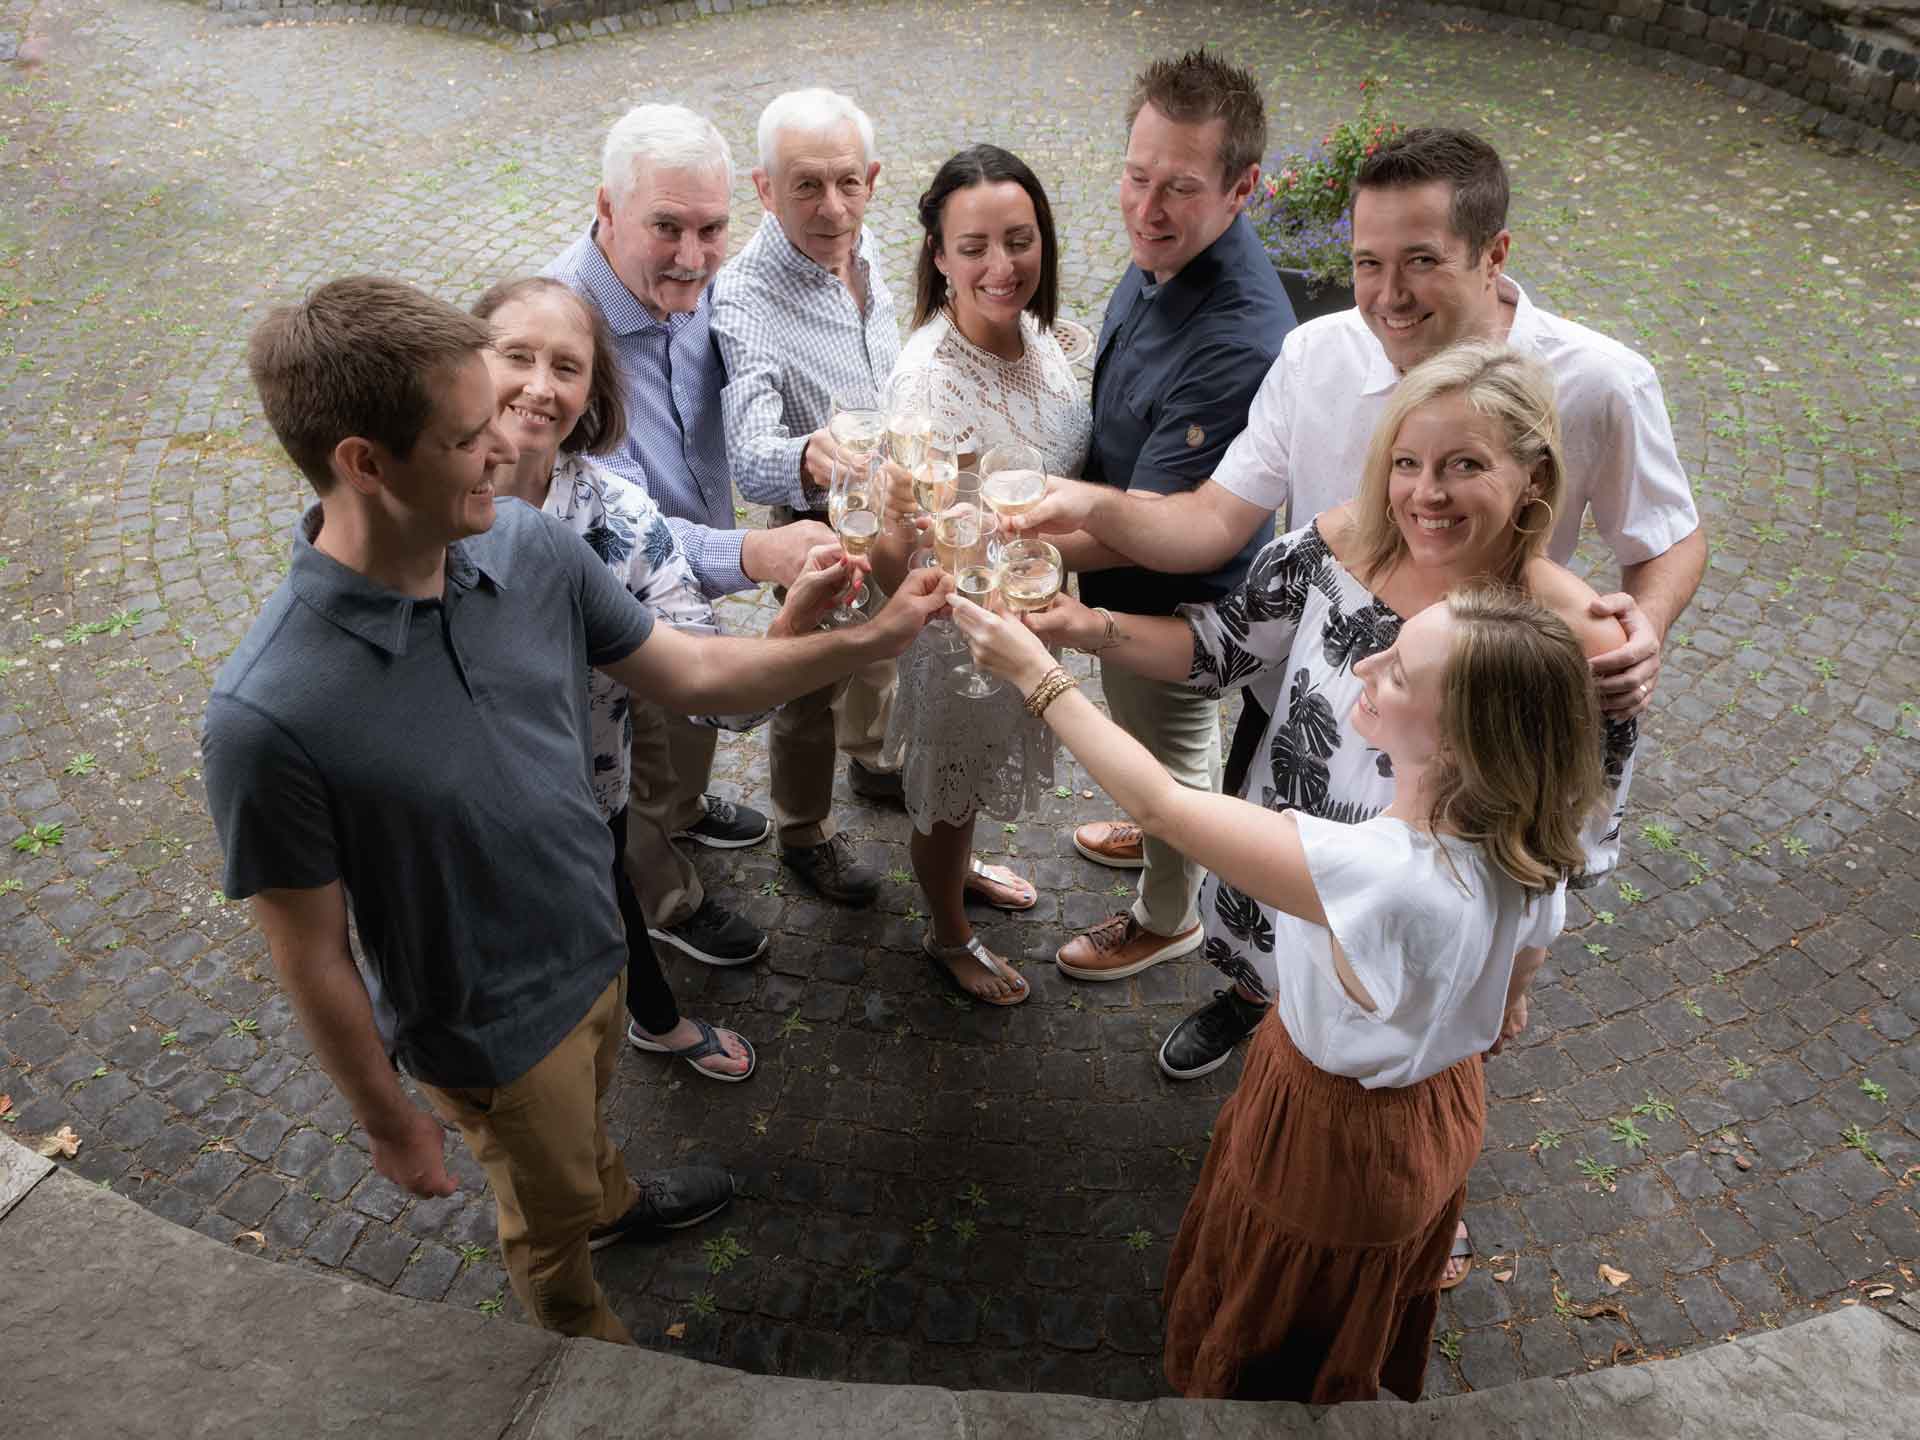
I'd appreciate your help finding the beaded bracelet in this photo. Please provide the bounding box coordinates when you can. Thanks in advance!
[1023,666,1080,719]
[1083,607,1121,656]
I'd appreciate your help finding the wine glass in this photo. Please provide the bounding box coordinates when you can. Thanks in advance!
[829,390,883,475]
[998,539,1064,615]
[908,427,961,535]
[826,455,880,626]
[935,472,1003,699]
[979,442,1046,541]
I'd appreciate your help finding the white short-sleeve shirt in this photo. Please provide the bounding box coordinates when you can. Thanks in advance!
[1275,813,1567,1089]
[1211,277,1699,568]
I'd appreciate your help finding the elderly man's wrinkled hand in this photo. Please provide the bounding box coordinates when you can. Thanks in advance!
[772,543,864,636]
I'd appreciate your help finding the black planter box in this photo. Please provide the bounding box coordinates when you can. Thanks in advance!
[1276,267,1355,324]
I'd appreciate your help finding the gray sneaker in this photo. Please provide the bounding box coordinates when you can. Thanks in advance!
[648,898,768,967]
[588,1165,735,1250]
[674,795,771,850]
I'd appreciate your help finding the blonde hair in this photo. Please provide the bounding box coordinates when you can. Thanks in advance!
[1352,340,1565,588]
[1427,583,1604,896]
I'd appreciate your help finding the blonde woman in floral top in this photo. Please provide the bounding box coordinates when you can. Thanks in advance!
[474,279,788,1080]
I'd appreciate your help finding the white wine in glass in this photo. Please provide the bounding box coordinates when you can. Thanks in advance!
[1000,539,1063,613]
[981,466,1046,519]
[914,458,959,517]
[930,505,981,572]
[836,496,881,557]
[830,408,883,462]
[888,413,931,471]
[954,562,998,605]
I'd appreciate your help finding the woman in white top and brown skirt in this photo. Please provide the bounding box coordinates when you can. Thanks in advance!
[953,578,1606,1403]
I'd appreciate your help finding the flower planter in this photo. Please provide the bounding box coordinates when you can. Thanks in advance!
[1275,267,1354,325]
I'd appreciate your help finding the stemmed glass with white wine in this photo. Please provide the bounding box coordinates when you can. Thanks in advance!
[825,454,881,627]
[978,442,1047,563]
[828,388,884,484]
[998,538,1064,615]
[933,470,1003,699]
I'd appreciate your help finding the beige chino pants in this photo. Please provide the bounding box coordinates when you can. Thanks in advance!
[1100,665,1222,936]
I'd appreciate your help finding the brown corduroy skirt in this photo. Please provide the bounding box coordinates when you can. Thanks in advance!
[1162,1012,1486,1403]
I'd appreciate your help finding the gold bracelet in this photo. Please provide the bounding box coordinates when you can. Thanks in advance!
[1023,666,1079,718]
[1084,607,1121,656]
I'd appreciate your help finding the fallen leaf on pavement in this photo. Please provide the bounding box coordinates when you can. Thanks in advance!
[1492,1269,1514,1283]
[1733,1155,1752,1171]
[665,1322,686,1341]
[1611,1341,1639,1365]
[234,1230,267,1247]
[1598,1264,1631,1288]
[1865,1285,1895,1299]
[34,1125,80,1159]
[0,1094,12,1117]
[1567,1297,1630,1323]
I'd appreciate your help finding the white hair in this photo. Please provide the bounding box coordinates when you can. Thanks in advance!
[601,103,734,205]
[755,88,876,174]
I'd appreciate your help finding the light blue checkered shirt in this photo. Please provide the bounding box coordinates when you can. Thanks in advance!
[545,226,752,598]
[710,214,901,512]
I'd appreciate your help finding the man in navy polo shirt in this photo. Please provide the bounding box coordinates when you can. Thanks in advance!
[202,277,947,1343]
[1056,49,1295,984]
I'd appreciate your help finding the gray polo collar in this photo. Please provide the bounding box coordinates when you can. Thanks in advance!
[287,501,503,658]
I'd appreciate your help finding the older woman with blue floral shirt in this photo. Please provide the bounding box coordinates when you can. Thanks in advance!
[475,278,856,1082]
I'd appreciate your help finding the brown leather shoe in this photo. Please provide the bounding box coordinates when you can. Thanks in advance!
[1073,819,1145,869]
[1056,912,1203,981]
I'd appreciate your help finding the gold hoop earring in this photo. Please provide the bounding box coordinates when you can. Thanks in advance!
[1513,495,1555,536]
[1385,502,1397,527]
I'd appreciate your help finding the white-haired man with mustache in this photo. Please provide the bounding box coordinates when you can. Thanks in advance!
[548,104,839,975]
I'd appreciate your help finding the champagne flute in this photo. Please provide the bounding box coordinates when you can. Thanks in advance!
[885,371,932,472]
[999,539,1064,614]
[910,428,961,532]
[829,389,884,478]
[826,456,879,626]
[938,471,1003,699]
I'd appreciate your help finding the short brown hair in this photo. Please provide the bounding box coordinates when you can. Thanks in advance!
[471,277,628,458]
[247,276,491,493]
[1126,49,1266,189]
[1354,127,1509,261]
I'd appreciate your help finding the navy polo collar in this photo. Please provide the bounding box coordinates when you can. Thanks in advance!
[287,502,504,657]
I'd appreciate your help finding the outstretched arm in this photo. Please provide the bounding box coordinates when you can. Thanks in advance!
[951,596,1324,926]
[1007,478,1270,575]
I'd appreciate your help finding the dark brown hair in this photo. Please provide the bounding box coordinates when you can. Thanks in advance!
[246,276,492,493]
[1126,48,1267,189]
[912,145,1059,332]
[1354,127,1510,262]
[470,277,627,458]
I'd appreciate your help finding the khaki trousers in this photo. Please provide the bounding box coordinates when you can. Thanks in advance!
[624,703,718,928]
[1100,665,1222,936]
[417,975,633,1345]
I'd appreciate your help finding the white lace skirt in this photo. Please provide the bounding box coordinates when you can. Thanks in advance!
[881,622,1056,833]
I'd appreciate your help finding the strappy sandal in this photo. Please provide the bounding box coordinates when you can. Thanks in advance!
[1438,1220,1473,1290]
[963,854,1038,911]
[922,932,1030,1007]
[627,1018,757,1084]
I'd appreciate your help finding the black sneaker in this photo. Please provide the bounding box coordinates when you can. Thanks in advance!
[675,795,771,850]
[1158,988,1267,1080]
[847,758,904,804]
[780,832,881,905]
[587,1165,735,1250]
[648,899,768,967]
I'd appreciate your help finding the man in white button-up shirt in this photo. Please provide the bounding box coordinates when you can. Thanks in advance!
[712,87,902,905]
[1013,127,1706,723]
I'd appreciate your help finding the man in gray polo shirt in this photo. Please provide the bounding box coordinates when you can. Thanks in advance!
[202,276,947,1344]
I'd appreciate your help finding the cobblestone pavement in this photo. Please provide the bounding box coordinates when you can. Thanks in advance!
[1,0,1917,1403]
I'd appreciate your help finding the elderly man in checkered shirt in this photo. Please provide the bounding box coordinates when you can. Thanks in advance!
[548,103,859,967]
[711,87,903,908]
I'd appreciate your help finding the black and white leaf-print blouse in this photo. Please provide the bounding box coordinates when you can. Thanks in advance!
[1179,519,1636,1003]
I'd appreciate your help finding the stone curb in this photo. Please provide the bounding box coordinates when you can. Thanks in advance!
[2,1136,1916,1438]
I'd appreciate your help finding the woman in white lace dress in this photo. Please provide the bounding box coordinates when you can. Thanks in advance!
[869,146,1091,1005]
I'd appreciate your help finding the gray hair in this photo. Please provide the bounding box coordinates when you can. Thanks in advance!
[755,87,876,174]
[601,103,734,206]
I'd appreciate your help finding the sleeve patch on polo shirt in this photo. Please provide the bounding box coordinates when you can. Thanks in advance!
[1185,424,1206,448]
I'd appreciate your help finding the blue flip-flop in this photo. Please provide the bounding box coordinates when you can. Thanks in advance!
[627,1018,757,1083]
